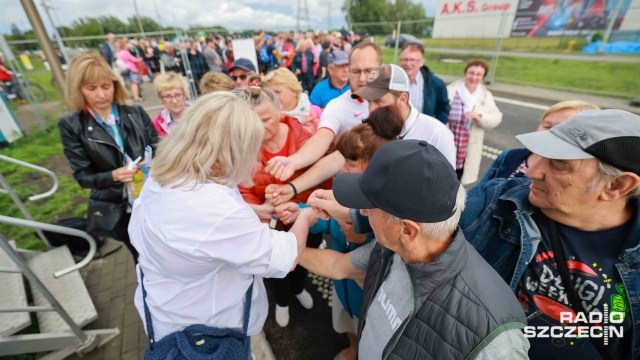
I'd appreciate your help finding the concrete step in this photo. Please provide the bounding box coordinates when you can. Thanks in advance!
[0,240,31,336]
[27,246,97,333]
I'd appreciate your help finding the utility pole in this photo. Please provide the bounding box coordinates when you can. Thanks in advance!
[328,2,332,31]
[132,0,145,37]
[153,0,162,21]
[599,0,623,53]
[296,0,300,32]
[20,0,65,94]
[40,0,69,65]
[296,0,310,32]
[346,0,352,32]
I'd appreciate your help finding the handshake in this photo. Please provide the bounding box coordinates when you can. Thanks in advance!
[260,187,352,226]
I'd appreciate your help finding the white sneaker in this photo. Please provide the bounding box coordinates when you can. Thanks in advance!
[295,289,314,310]
[275,305,289,327]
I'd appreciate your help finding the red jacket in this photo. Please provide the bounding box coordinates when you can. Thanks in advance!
[240,115,330,205]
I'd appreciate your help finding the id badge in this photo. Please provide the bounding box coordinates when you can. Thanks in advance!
[107,114,116,126]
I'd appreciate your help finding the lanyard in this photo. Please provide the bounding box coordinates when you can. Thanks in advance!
[86,104,124,152]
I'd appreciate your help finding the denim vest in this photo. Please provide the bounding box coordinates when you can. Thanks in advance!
[460,178,640,360]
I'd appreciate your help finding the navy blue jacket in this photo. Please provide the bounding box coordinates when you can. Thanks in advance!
[100,42,114,66]
[460,178,640,360]
[478,148,531,183]
[292,50,314,74]
[420,66,450,125]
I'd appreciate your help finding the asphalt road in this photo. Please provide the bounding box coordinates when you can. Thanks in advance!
[263,98,548,360]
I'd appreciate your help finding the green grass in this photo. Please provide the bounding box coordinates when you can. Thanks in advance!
[422,37,590,53]
[383,48,640,98]
[376,35,640,55]
[0,119,89,251]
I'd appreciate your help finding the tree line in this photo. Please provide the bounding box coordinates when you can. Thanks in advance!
[343,0,432,36]
[4,16,231,51]
[4,0,431,52]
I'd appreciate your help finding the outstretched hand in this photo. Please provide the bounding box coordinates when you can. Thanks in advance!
[307,189,351,222]
[275,202,300,225]
[264,156,296,181]
[265,183,294,206]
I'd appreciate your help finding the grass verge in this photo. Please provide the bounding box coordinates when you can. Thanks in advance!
[0,117,89,251]
[382,48,640,98]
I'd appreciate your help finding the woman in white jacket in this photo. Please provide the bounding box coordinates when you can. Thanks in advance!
[446,59,503,185]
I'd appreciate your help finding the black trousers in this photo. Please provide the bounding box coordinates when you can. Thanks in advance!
[297,72,315,94]
[273,231,323,307]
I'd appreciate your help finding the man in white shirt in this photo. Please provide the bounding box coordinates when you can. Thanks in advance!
[264,65,455,208]
[351,64,456,167]
[264,42,383,181]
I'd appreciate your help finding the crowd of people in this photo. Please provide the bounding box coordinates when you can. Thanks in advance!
[57,32,640,360]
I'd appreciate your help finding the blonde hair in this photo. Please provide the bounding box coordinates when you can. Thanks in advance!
[199,72,234,94]
[295,39,313,52]
[263,68,302,96]
[117,38,128,51]
[151,92,264,188]
[65,52,129,112]
[541,100,600,122]
[241,85,280,110]
[154,72,185,95]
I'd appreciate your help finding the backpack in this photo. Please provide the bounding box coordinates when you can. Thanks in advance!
[41,217,106,255]
[160,52,177,69]
[114,58,129,75]
[259,45,270,64]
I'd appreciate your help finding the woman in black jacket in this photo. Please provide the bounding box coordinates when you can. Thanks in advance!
[58,53,159,261]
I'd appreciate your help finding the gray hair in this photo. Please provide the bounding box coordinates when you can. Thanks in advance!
[386,185,467,240]
[588,161,640,199]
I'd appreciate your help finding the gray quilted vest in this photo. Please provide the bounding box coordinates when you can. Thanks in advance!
[357,229,526,360]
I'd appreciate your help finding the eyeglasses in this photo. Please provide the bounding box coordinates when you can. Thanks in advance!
[399,58,422,63]
[349,68,376,76]
[160,93,185,101]
[230,75,248,81]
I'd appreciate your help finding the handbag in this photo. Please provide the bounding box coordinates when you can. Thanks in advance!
[86,199,126,240]
[141,269,254,360]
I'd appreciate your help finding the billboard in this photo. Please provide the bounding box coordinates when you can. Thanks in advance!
[511,0,633,37]
[433,0,520,38]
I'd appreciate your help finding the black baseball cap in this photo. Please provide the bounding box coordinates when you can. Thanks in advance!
[333,140,460,223]
[517,109,640,175]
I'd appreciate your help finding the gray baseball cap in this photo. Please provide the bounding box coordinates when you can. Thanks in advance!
[333,140,460,223]
[516,109,640,174]
[328,50,349,66]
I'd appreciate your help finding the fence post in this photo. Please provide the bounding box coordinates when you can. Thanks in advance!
[487,11,507,84]
[176,30,198,99]
[599,1,622,54]
[393,21,402,64]
[40,0,69,65]
[20,0,66,94]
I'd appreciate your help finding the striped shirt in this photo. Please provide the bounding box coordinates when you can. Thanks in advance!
[408,71,424,113]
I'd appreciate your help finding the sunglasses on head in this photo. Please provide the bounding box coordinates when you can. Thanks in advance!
[230,75,248,81]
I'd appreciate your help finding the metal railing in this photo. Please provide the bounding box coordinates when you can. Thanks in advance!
[0,154,60,248]
[0,155,111,357]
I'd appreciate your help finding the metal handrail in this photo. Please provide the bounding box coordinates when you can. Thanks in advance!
[0,216,96,278]
[0,155,59,201]
[0,233,88,342]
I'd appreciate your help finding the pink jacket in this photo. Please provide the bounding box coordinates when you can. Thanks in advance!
[117,50,142,73]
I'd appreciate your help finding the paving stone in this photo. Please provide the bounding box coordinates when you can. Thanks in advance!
[110,277,126,298]
[121,323,140,354]
[121,350,138,360]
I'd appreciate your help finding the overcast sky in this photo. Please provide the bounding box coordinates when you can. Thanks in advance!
[0,0,438,35]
